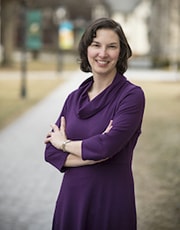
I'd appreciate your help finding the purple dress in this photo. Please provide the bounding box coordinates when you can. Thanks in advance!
[44,73,145,230]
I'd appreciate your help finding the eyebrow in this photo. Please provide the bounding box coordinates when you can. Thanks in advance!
[92,41,119,46]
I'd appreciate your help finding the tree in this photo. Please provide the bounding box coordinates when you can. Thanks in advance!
[1,0,19,66]
[149,0,180,68]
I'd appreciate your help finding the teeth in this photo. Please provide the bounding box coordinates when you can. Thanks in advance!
[98,60,108,64]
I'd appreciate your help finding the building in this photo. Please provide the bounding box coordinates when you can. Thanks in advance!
[149,0,180,68]
[106,0,180,68]
[111,0,151,56]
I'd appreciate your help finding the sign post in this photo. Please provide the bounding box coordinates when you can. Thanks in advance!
[20,0,27,98]
[59,21,74,50]
[26,10,42,58]
[57,21,74,72]
[20,9,42,98]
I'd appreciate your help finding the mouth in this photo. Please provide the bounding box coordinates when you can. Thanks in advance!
[96,60,109,65]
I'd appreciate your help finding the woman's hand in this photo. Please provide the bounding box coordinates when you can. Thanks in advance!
[44,117,67,150]
[103,120,113,134]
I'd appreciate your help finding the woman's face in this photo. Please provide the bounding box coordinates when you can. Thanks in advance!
[87,28,120,77]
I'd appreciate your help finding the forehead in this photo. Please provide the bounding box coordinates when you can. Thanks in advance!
[93,28,119,43]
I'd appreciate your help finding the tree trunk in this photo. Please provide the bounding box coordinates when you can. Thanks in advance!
[1,0,18,66]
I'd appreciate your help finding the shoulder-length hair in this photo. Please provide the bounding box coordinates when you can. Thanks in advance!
[78,18,132,74]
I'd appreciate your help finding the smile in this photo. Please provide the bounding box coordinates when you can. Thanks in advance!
[96,60,109,65]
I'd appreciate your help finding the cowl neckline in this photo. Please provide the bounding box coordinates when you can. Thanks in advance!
[76,73,127,119]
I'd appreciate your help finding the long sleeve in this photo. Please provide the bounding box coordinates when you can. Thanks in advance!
[82,86,145,161]
[44,105,68,172]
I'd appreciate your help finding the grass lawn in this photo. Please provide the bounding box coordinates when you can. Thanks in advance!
[133,80,180,230]
[0,56,78,130]
[0,76,63,129]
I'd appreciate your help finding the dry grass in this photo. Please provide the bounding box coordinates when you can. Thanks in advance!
[0,76,63,129]
[0,55,78,129]
[0,53,79,72]
[133,80,180,230]
[14,60,78,71]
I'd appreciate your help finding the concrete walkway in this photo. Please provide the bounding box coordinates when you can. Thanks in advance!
[0,69,179,230]
[0,70,86,230]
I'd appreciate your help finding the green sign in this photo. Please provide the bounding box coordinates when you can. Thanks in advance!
[26,10,42,50]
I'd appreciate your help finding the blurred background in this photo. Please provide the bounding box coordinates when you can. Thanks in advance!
[0,0,180,69]
[0,1,180,230]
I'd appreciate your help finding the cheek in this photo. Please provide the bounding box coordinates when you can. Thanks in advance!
[87,47,95,59]
[112,51,120,62]
[87,48,95,64]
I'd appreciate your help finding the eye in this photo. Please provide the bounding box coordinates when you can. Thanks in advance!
[91,42,100,47]
[108,45,118,49]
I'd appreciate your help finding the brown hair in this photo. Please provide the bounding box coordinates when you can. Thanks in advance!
[78,18,132,74]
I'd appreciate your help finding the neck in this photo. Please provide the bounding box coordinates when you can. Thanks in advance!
[88,72,117,100]
[93,71,117,90]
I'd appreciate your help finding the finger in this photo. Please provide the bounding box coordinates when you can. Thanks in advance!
[60,116,66,129]
[44,137,50,144]
[50,124,59,132]
[103,120,113,134]
[46,133,51,138]
[109,120,113,127]
[60,117,66,135]
[107,120,113,131]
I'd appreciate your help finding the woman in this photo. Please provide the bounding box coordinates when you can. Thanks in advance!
[44,18,145,230]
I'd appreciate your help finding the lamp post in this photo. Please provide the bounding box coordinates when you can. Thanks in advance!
[54,6,67,72]
[20,0,27,98]
[0,1,2,64]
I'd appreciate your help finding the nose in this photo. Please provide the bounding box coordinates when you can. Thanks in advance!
[98,47,108,58]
